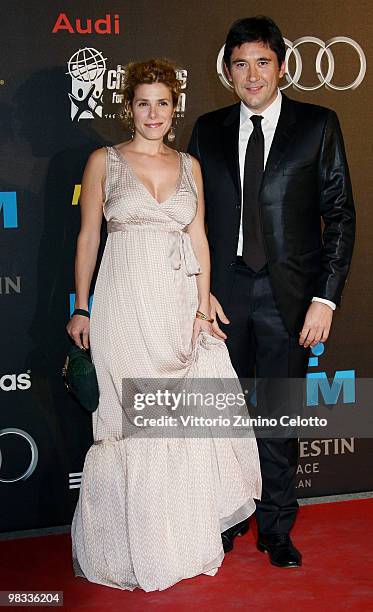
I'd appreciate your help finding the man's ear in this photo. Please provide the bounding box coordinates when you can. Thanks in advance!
[224,62,232,82]
[279,59,286,80]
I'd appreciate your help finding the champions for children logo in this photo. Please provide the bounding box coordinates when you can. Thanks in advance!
[67,48,188,122]
[67,47,108,120]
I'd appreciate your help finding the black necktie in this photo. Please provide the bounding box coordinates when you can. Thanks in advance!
[242,115,266,271]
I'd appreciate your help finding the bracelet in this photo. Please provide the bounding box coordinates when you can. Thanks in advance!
[73,308,90,318]
[196,310,214,323]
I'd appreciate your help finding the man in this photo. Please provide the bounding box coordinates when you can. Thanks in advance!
[188,16,355,567]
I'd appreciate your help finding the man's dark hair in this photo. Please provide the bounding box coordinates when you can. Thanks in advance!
[223,16,286,68]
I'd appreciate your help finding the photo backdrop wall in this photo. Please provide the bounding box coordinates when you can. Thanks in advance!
[1,0,372,531]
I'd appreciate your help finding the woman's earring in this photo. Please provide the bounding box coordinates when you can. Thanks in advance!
[121,103,135,138]
[167,125,176,143]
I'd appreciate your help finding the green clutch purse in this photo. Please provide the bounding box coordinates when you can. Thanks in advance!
[62,346,99,413]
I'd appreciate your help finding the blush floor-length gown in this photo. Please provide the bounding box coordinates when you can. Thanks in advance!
[71,146,262,592]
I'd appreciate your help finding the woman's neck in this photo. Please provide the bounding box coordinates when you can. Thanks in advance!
[128,133,168,156]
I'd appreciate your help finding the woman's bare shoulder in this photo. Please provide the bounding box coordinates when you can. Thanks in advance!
[88,147,107,163]
[84,147,107,177]
[187,153,202,178]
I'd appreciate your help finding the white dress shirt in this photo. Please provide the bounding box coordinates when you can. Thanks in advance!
[237,89,335,311]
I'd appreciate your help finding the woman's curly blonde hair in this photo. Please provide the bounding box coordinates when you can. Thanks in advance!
[120,58,181,128]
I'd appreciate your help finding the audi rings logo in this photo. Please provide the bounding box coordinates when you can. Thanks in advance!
[217,36,366,92]
[0,428,38,483]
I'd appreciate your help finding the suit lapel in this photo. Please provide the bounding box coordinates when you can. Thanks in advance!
[222,104,241,199]
[263,94,297,178]
[220,96,297,199]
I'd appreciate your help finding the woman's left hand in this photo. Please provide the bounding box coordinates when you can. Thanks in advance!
[192,317,213,347]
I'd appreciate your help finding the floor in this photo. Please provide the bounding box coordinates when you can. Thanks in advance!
[1,498,373,610]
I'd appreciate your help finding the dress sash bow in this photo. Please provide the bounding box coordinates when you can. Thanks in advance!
[107,221,201,276]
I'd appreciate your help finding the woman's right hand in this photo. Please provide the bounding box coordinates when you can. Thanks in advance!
[66,315,90,350]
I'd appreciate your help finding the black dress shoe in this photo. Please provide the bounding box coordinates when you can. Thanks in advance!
[221,519,249,553]
[257,533,302,567]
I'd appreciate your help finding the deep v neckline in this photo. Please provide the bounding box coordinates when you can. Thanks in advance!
[112,146,183,206]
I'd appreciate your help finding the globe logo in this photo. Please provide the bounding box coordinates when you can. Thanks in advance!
[67,47,107,83]
[67,47,107,120]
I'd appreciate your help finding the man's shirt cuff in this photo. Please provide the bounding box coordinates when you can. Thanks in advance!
[312,297,336,310]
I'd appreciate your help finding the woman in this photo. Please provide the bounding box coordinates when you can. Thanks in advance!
[67,59,261,592]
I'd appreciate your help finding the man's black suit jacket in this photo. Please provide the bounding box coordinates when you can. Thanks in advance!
[188,94,356,336]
